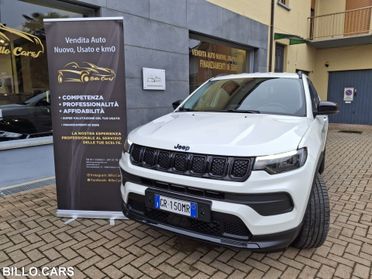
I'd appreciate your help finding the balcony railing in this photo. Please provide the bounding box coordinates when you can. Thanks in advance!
[309,6,372,40]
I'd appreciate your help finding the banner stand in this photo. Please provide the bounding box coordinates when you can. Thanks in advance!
[44,17,127,220]
[56,210,126,220]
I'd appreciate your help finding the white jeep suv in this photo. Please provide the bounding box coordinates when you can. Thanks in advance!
[119,73,338,251]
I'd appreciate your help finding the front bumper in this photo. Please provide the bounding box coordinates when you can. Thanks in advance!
[120,172,303,251]
[122,193,301,251]
[120,151,315,250]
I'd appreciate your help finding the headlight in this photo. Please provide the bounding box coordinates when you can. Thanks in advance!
[123,138,132,153]
[253,148,307,174]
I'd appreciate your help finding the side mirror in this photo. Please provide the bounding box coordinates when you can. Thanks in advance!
[172,99,182,110]
[316,101,338,115]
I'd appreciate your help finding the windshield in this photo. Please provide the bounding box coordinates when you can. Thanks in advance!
[180,78,306,116]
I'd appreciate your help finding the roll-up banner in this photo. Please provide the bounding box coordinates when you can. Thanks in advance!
[44,17,126,219]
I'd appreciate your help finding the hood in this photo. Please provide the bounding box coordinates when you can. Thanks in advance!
[129,112,311,157]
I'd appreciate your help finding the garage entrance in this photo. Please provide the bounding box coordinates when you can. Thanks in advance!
[328,70,372,124]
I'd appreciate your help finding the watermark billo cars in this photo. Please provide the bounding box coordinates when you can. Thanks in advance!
[119,73,338,250]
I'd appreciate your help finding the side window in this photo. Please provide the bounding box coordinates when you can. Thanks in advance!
[307,79,320,113]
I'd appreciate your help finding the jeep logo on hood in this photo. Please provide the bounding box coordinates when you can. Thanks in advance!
[174,144,190,151]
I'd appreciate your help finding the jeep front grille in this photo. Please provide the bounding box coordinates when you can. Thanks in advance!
[129,144,253,181]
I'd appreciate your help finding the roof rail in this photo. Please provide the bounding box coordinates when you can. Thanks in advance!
[297,71,303,79]
[214,73,230,77]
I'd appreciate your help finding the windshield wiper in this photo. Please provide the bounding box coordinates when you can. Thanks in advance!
[227,109,261,114]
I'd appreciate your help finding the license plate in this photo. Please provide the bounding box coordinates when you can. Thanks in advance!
[154,194,198,218]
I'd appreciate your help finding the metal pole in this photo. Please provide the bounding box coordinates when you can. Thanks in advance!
[268,0,275,72]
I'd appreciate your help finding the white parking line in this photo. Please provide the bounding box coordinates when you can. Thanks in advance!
[0,176,55,191]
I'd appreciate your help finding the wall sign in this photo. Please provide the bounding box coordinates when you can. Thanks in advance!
[44,17,126,218]
[188,36,248,92]
[142,67,166,90]
[344,87,354,103]
[0,23,44,58]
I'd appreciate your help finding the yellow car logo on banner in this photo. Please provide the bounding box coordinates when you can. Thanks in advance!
[57,62,116,83]
[0,23,44,58]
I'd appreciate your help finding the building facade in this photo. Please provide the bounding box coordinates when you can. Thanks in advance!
[0,0,268,138]
[0,0,371,186]
[212,0,372,125]
[0,0,269,186]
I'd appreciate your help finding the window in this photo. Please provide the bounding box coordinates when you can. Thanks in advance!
[189,34,249,93]
[0,0,95,142]
[278,0,290,10]
[274,43,286,72]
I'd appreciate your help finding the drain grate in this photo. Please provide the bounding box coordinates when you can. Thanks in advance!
[338,130,362,134]
[0,178,55,197]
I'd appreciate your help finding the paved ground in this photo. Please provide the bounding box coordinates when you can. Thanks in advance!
[1,126,372,279]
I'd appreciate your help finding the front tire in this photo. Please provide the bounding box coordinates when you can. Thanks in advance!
[292,174,330,249]
[318,149,326,174]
